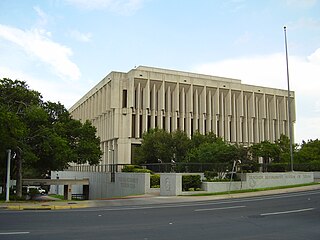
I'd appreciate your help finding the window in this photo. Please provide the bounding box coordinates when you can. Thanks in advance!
[122,89,127,108]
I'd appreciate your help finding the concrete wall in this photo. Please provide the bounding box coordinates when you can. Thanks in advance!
[202,182,243,193]
[243,172,314,189]
[160,173,182,196]
[51,171,151,199]
[313,171,320,182]
[51,171,315,198]
[202,172,314,194]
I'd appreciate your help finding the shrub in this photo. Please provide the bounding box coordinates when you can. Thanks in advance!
[122,165,153,173]
[204,171,218,181]
[150,174,160,188]
[122,165,141,172]
[182,175,202,191]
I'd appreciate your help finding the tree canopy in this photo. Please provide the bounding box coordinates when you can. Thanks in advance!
[134,126,320,172]
[0,78,102,185]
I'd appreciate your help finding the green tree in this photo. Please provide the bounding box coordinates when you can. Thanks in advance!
[190,131,221,148]
[296,139,320,163]
[249,140,281,164]
[171,130,191,163]
[134,128,174,164]
[0,78,102,196]
[275,134,298,163]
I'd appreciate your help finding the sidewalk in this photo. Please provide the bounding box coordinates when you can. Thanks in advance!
[1,184,320,211]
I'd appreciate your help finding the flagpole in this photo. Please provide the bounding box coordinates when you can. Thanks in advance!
[284,26,294,172]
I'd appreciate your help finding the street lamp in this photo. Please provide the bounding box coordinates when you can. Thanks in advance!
[284,26,294,172]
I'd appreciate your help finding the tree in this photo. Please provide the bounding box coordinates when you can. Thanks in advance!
[275,134,298,163]
[249,140,281,164]
[134,128,173,164]
[0,78,102,197]
[190,131,221,149]
[171,130,191,163]
[296,139,320,163]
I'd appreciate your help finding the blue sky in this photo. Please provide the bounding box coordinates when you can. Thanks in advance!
[0,0,319,143]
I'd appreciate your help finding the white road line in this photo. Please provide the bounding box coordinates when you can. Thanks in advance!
[0,232,30,235]
[195,205,246,212]
[261,208,315,216]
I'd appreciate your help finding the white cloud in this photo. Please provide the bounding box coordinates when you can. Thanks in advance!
[286,0,317,8]
[289,17,320,30]
[192,48,320,143]
[0,24,81,80]
[0,66,87,108]
[66,0,145,15]
[308,48,320,64]
[33,6,49,27]
[70,30,92,42]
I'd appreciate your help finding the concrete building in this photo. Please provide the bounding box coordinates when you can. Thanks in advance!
[69,66,295,167]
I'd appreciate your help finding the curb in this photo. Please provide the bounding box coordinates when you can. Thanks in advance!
[4,204,88,211]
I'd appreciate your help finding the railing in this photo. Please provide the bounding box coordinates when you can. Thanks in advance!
[66,162,320,173]
[67,164,127,173]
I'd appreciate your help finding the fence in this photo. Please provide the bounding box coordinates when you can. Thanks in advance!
[67,162,320,173]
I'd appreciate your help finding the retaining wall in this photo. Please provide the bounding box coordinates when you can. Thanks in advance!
[202,172,314,194]
[51,171,151,199]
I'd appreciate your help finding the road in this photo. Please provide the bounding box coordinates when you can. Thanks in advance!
[0,189,319,240]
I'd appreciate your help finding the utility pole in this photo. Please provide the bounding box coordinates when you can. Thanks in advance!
[284,26,294,172]
[6,149,11,202]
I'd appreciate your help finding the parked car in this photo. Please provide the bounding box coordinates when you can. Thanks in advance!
[23,186,47,195]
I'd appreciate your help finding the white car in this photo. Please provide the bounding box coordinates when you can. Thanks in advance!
[24,186,47,195]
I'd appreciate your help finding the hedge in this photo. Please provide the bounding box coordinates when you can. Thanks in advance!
[182,175,202,191]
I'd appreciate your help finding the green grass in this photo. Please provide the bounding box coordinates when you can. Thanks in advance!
[48,194,65,200]
[186,182,320,197]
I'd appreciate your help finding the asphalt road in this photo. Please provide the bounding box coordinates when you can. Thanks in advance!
[1,189,319,240]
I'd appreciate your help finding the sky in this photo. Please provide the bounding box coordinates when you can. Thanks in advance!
[0,0,319,144]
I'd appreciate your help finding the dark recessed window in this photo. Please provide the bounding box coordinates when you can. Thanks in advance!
[122,89,127,108]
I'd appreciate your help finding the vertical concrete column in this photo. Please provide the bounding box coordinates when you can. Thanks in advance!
[160,173,182,196]
[231,93,236,143]
[159,79,165,129]
[186,84,193,137]
[243,94,248,144]
[199,86,206,134]
[166,86,171,132]
[207,90,212,133]
[180,87,185,131]
[151,84,156,128]
[194,88,199,132]
[136,83,141,137]
[220,92,225,139]
[265,99,270,141]
[64,185,72,200]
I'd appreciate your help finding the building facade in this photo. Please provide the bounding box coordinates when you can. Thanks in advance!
[69,66,295,167]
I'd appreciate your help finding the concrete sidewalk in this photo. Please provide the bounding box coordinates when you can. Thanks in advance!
[1,184,320,211]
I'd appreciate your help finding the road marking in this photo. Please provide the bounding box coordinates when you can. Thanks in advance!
[261,208,314,216]
[195,205,246,212]
[0,232,30,235]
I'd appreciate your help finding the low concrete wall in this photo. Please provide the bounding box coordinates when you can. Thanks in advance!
[160,173,182,196]
[313,172,320,182]
[243,172,314,189]
[202,172,314,194]
[51,171,151,199]
[202,182,243,193]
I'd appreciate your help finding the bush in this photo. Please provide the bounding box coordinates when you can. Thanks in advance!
[266,163,289,172]
[150,174,160,188]
[122,165,153,173]
[122,165,141,172]
[204,171,218,181]
[182,175,202,191]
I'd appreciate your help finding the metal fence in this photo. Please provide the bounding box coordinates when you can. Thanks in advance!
[66,162,320,173]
